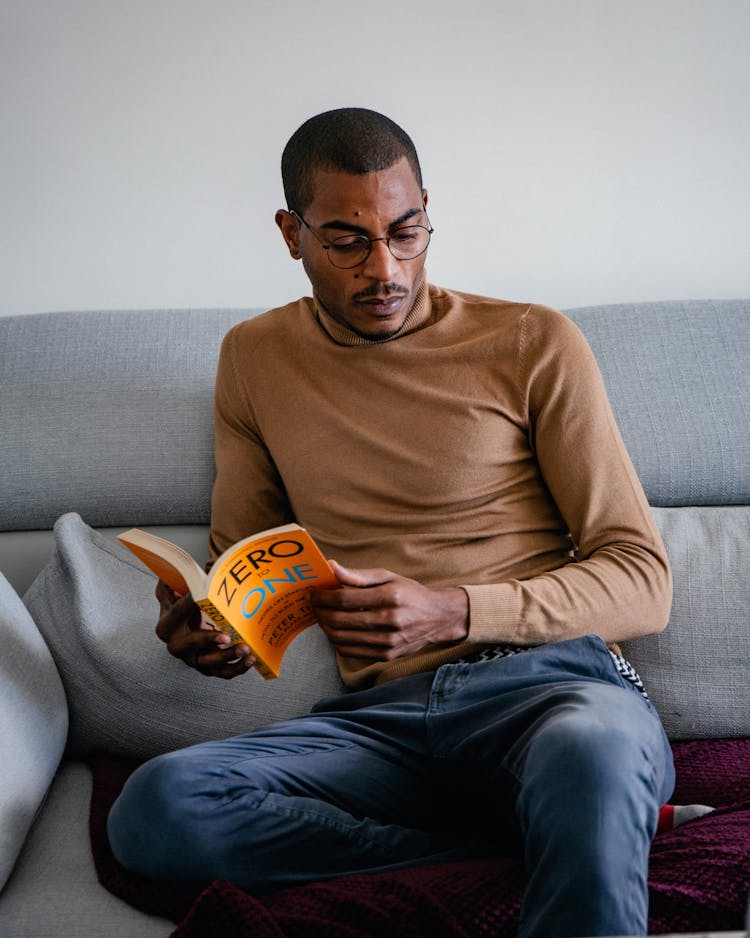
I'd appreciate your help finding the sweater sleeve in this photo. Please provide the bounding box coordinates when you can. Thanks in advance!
[207,325,295,568]
[462,308,672,646]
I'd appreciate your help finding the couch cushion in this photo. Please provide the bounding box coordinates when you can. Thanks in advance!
[0,308,260,532]
[566,298,750,507]
[0,760,171,937]
[0,572,68,892]
[622,505,750,739]
[23,513,346,760]
[4,300,749,536]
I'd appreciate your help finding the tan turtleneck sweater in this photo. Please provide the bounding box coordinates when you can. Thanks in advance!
[209,279,671,689]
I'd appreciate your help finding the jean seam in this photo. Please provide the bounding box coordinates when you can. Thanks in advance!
[221,739,358,772]
[227,783,415,855]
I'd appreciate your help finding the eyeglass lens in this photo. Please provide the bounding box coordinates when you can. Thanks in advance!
[327,227,431,268]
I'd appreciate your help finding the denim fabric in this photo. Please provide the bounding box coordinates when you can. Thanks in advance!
[108,634,674,938]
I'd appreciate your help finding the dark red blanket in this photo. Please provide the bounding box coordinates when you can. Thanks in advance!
[89,738,750,938]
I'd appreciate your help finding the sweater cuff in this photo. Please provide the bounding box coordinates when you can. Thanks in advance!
[461,583,523,644]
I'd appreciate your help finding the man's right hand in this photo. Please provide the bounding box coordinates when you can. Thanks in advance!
[154,580,257,679]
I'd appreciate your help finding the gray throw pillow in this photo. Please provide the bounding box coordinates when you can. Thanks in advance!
[0,572,68,891]
[622,506,750,740]
[23,513,346,760]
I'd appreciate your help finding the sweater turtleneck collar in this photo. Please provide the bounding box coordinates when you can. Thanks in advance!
[313,274,431,347]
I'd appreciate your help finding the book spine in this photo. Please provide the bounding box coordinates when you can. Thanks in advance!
[195,598,277,680]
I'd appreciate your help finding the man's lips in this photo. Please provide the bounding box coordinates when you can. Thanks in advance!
[355,294,407,316]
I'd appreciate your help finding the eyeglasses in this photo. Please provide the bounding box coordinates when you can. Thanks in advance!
[290,210,433,269]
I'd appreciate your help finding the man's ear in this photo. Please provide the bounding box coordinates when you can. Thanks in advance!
[422,189,429,210]
[275,209,301,259]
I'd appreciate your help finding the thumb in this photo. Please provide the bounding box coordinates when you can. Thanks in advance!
[327,559,390,588]
[326,559,361,585]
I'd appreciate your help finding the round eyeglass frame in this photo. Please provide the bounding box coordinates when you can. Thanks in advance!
[290,209,433,269]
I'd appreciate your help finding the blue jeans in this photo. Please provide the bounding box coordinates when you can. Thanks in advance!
[108,635,674,938]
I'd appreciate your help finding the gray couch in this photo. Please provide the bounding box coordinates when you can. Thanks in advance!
[1,298,749,937]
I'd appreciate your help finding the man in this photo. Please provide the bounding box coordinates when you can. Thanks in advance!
[108,108,675,938]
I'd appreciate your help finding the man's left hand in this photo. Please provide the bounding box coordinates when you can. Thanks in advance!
[311,560,469,661]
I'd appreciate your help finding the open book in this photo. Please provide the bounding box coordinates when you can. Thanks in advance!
[117,523,338,679]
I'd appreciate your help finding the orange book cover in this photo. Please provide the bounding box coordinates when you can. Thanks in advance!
[117,523,338,679]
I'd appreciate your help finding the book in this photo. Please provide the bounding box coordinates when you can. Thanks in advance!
[116,523,338,680]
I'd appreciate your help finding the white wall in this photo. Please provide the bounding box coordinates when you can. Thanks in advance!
[1,0,749,315]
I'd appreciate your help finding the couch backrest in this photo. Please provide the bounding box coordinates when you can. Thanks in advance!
[566,298,750,507]
[1,308,259,531]
[3,299,748,536]
[565,297,749,739]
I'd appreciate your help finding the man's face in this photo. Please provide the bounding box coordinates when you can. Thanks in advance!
[276,157,429,340]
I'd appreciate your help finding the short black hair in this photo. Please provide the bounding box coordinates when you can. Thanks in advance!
[281,108,423,212]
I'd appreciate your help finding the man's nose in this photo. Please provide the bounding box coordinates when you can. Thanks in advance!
[361,239,400,282]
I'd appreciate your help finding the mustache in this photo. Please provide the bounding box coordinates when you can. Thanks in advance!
[353,283,409,301]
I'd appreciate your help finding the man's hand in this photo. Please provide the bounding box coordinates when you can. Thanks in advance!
[311,560,469,661]
[154,580,257,679]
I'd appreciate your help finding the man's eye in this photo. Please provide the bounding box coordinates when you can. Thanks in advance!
[331,236,368,251]
[391,228,419,242]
